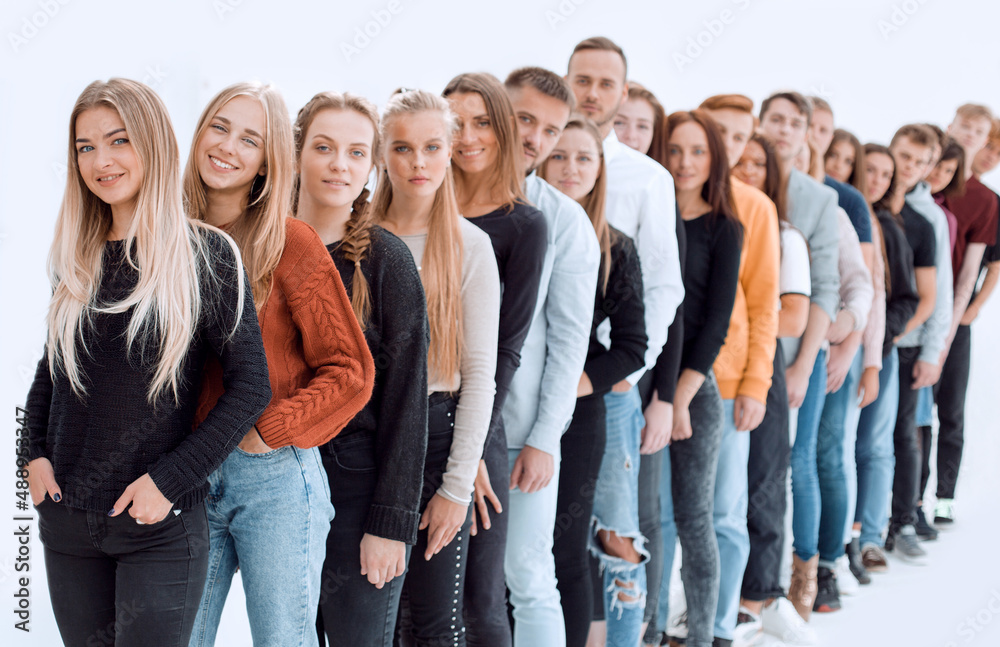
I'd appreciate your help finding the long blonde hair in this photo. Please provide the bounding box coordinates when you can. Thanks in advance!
[293,92,379,329]
[184,82,293,309]
[47,78,244,404]
[371,90,464,382]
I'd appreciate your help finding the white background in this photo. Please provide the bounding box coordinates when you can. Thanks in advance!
[2,0,1000,644]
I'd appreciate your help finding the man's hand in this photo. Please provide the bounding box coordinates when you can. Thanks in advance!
[858,366,880,408]
[360,534,407,589]
[733,395,766,432]
[509,446,554,494]
[785,362,812,409]
[960,304,980,326]
[827,311,856,345]
[911,360,942,390]
[577,372,594,398]
[641,398,673,454]
[826,343,854,394]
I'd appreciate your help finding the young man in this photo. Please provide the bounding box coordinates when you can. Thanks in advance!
[565,36,684,647]
[697,94,780,647]
[807,97,876,614]
[929,105,1000,525]
[497,67,600,647]
[888,124,954,562]
[758,91,841,623]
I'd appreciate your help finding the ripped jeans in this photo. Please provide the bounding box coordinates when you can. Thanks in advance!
[591,386,649,647]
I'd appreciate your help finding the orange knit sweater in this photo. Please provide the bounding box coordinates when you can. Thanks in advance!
[196,217,375,448]
[713,178,780,403]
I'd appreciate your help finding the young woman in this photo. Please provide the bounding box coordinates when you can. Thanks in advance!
[614,82,666,164]
[540,116,647,647]
[442,72,548,645]
[293,92,430,646]
[184,83,376,647]
[731,132,817,645]
[372,88,500,647]
[663,110,743,647]
[25,78,272,647]
[852,144,926,575]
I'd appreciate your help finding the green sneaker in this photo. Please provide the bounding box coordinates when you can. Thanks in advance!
[934,498,955,526]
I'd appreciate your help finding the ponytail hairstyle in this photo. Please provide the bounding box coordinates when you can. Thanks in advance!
[293,91,379,329]
[184,82,293,310]
[48,78,245,404]
[538,115,613,293]
[442,72,526,210]
[372,89,464,382]
[664,109,740,233]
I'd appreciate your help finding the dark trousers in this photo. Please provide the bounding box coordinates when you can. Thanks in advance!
[38,499,208,647]
[640,450,665,631]
[319,432,410,647]
[553,395,606,647]
[463,424,512,647]
[891,346,922,531]
[742,346,790,602]
[398,393,473,647]
[933,324,971,500]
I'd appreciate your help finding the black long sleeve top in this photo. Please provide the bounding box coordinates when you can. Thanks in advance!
[682,213,743,375]
[877,210,920,357]
[642,207,687,407]
[585,228,647,397]
[26,231,272,513]
[466,201,548,445]
[325,226,430,545]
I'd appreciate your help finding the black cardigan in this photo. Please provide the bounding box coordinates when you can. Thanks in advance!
[878,210,920,357]
[325,226,430,544]
[26,231,272,512]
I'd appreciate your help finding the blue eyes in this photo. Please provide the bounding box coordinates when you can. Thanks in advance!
[77,138,129,154]
[78,145,94,153]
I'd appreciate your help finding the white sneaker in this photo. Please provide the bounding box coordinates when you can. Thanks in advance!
[733,606,763,647]
[666,581,688,641]
[760,597,818,646]
[835,555,859,595]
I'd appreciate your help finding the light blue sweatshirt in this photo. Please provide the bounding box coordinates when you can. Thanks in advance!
[502,173,600,455]
[899,181,953,363]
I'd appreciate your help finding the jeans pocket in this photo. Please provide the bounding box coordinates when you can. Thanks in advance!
[330,435,377,474]
[234,445,286,459]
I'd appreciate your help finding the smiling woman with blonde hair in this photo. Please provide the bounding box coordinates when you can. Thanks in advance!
[25,77,273,647]
[183,82,376,647]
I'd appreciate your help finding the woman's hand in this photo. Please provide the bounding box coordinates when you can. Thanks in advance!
[671,404,693,443]
[27,457,61,506]
[577,372,594,398]
[641,397,673,454]
[419,494,468,561]
[858,366,881,408]
[109,473,173,524]
[470,460,501,536]
[237,426,272,454]
[360,534,407,589]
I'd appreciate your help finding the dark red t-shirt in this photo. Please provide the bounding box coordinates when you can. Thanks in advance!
[944,175,999,282]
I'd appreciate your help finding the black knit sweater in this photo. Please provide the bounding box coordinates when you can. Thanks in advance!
[26,231,272,512]
[324,226,430,545]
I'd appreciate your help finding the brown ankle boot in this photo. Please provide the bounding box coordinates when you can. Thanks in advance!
[787,553,819,621]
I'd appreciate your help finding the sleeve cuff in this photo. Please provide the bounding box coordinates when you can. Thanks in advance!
[736,377,771,405]
[255,410,294,449]
[364,504,421,545]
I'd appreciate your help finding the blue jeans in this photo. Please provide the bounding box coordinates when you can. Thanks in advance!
[712,399,750,640]
[653,445,676,637]
[915,386,934,427]
[190,445,335,647]
[816,349,862,564]
[842,353,865,545]
[790,348,828,561]
[505,448,565,647]
[591,387,648,647]
[854,348,899,548]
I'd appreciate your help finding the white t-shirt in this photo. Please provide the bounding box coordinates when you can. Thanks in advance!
[779,223,812,362]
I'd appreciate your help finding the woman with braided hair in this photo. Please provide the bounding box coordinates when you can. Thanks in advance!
[294,91,430,647]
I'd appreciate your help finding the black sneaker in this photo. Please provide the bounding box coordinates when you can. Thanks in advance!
[915,506,939,540]
[845,538,871,584]
[888,525,927,564]
[712,639,733,647]
[813,566,842,612]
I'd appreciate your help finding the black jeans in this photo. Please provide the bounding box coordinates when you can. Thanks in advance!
[463,422,512,647]
[398,393,472,647]
[553,395,606,647]
[933,324,971,500]
[319,432,410,647]
[639,450,665,634]
[742,346,790,602]
[891,346,922,531]
[38,498,208,647]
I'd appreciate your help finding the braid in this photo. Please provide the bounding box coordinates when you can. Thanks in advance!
[341,187,373,329]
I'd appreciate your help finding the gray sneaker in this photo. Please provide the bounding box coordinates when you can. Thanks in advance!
[890,525,927,564]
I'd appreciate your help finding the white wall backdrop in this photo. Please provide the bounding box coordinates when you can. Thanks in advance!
[3,1,1000,644]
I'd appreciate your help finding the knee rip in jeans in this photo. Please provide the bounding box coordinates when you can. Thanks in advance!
[607,576,646,618]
